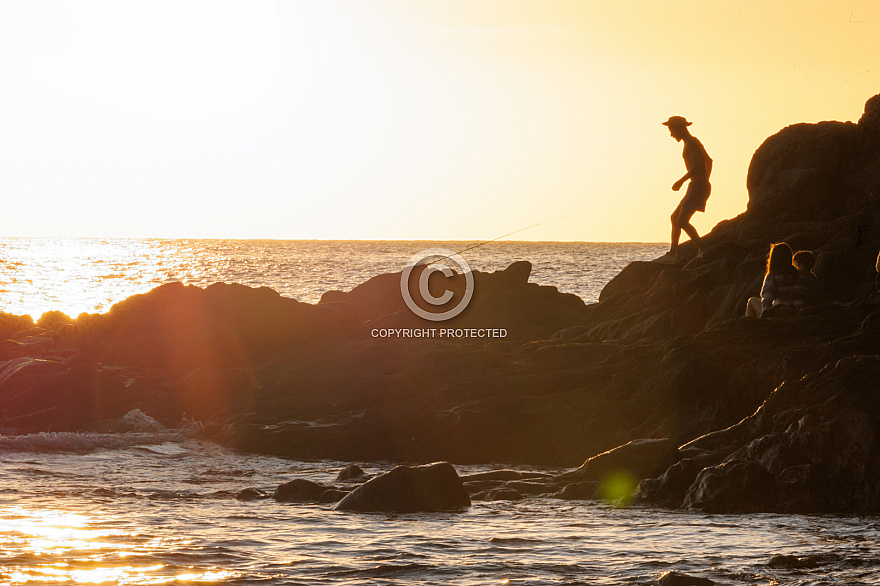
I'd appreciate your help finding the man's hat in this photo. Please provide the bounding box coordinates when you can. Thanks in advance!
[662,116,692,128]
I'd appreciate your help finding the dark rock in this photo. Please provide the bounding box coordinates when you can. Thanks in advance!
[768,554,824,569]
[557,481,599,501]
[274,478,328,503]
[637,455,718,508]
[859,93,880,130]
[683,460,777,513]
[336,464,365,482]
[333,462,470,513]
[235,488,269,501]
[654,571,716,586]
[557,438,679,483]
[495,260,532,287]
[747,121,860,222]
[599,262,666,303]
[320,260,585,340]
[0,312,36,343]
[656,353,880,514]
[73,282,358,370]
[319,489,349,503]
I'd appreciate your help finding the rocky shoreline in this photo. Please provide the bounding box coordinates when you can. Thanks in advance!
[3,94,880,516]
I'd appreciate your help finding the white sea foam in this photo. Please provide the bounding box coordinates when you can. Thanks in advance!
[0,430,185,454]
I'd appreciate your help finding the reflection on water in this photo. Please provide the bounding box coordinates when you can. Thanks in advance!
[2,437,880,585]
[0,238,667,319]
[0,506,234,584]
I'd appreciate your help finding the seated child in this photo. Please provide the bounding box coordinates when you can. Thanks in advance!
[792,250,818,303]
[769,249,820,308]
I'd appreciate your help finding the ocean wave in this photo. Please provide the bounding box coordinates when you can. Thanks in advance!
[0,430,188,454]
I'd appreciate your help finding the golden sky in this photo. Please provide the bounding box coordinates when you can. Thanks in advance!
[0,1,878,241]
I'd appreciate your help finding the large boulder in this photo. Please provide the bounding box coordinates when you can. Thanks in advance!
[746,121,861,222]
[333,462,470,513]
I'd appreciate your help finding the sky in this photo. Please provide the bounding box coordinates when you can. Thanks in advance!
[0,1,878,242]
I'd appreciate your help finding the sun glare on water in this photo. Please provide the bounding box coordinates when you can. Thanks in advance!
[0,506,235,584]
[0,238,224,321]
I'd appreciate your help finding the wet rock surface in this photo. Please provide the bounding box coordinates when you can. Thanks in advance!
[653,571,716,586]
[333,462,471,513]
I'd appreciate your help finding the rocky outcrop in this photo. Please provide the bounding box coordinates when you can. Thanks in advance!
[333,462,470,513]
[321,259,586,339]
[641,353,880,514]
[576,95,880,343]
[72,282,358,370]
[4,95,880,515]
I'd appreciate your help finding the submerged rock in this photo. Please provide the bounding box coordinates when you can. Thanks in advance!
[767,554,829,569]
[333,462,470,513]
[235,488,269,501]
[654,571,716,586]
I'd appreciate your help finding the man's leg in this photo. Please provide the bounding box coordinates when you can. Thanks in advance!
[677,207,704,251]
[669,202,684,255]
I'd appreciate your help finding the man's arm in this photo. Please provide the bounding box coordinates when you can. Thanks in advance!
[672,173,689,191]
[674,137,711,190]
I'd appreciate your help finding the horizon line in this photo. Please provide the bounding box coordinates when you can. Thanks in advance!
[0,236,667,245]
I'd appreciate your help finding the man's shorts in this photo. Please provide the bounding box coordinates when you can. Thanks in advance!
[681,179,711,213]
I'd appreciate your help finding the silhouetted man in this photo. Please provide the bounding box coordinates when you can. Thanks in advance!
[657,116,712,263]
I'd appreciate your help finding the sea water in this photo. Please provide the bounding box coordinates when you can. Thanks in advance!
[1,239,879,585]
[0,238,665,319]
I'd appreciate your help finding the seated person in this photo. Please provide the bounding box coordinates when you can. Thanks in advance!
[746,243,799,317]
[789,250,819,305]
[875,250,880,291]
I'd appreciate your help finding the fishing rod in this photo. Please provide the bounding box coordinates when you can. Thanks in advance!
[453,215,565,257]
[414,215,565,266]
